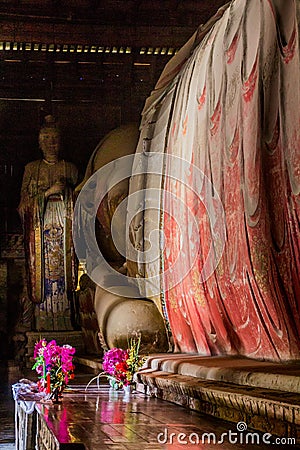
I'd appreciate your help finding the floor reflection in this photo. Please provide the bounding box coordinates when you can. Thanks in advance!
[2,362,282,449]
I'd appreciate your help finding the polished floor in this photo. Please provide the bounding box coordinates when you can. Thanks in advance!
[0,360,296,449]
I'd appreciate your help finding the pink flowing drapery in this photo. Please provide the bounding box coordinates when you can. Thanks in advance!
[128,0,300,361]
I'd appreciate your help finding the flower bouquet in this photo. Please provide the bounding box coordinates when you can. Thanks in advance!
[86,337,146,391]
[32,338,75,402]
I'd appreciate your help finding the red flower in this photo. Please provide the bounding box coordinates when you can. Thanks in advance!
[115,362,128,373]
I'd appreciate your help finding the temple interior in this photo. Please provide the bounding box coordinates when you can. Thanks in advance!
[1,0,300,449]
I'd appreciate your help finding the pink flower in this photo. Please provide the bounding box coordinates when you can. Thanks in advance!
[102,348,128,376]
[33,339,47,359]
[32,339,75,392]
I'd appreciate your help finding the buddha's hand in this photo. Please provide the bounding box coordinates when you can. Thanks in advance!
[45,180,65,197]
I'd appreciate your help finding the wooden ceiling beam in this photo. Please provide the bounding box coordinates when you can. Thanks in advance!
[0,21,195,48]
[0,0,227,21]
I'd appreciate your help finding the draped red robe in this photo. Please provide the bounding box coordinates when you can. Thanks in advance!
[129,0,300,360]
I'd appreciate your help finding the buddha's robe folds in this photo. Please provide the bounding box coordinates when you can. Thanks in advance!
[128,0,300,360]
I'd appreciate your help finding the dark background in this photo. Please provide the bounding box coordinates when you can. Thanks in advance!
[0,0,228,234]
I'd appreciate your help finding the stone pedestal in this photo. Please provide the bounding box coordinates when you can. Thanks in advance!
[25,331,85,368]
[137,354,300,441]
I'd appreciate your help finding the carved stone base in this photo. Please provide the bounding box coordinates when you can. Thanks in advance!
[25,331,85,368]
[137,354,300,442]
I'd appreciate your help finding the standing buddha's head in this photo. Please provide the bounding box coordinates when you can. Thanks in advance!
[39,115,61,163]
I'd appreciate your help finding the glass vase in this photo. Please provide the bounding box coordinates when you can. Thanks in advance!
[109,379,121,390]
[123,383,135,395]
